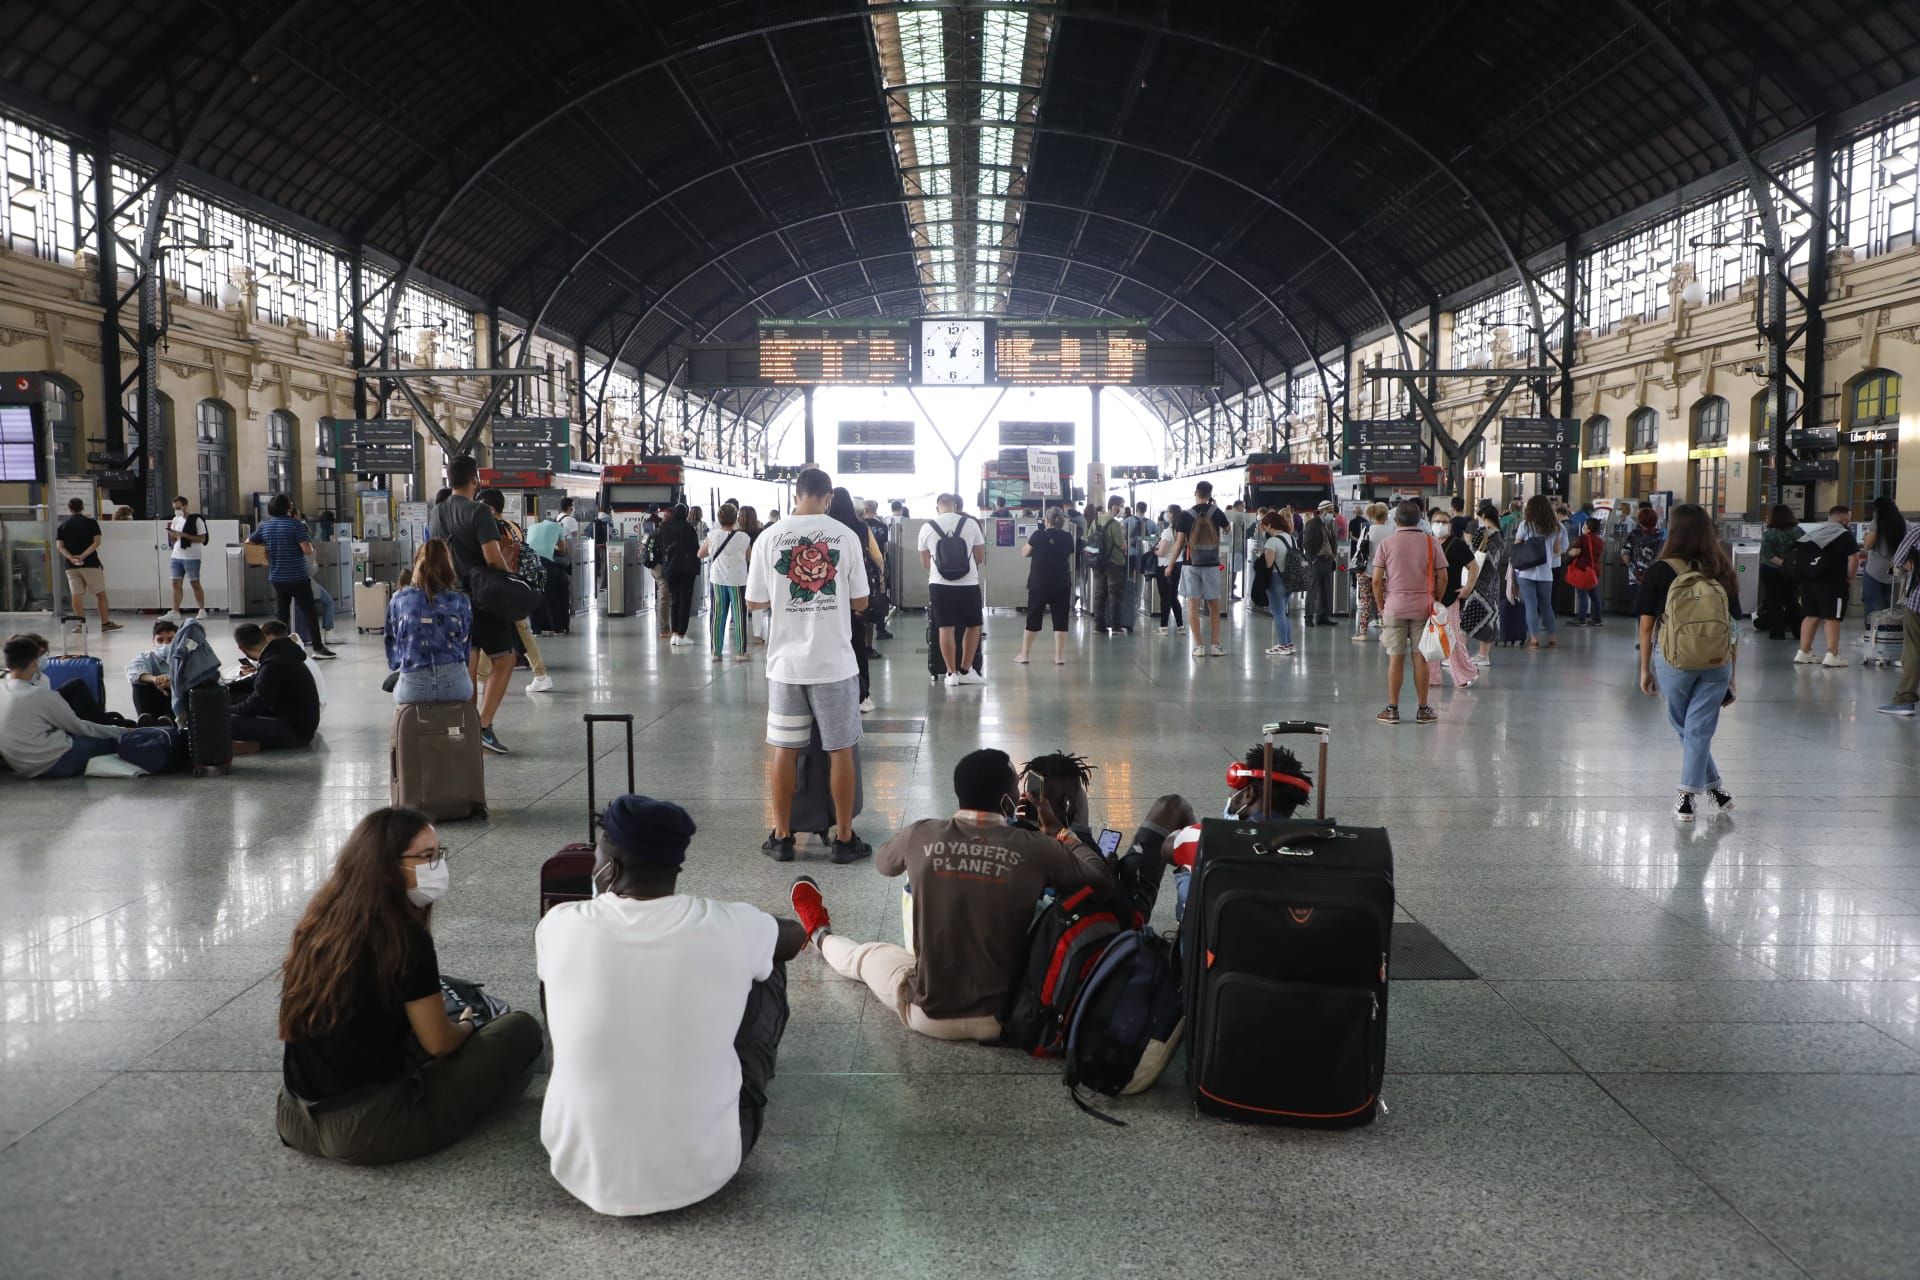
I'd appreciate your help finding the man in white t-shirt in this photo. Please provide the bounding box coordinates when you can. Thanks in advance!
[165,494,207,619]
[558,496,580,539]
[917,492,988,686]
[746,467,872,863]
[538,795,808,1217]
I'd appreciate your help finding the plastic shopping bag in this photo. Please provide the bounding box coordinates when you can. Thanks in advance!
[1419,609,1453,664]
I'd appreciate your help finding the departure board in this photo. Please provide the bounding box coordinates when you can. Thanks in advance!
[757,322,913,385]
[994,322,1148,385]
[0,406,42,483]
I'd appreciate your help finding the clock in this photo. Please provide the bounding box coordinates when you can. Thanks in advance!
[918,320,988,385]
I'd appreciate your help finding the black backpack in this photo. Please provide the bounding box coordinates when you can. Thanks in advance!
[1061,930,1185,1121]
[998,886,1123,1057]
[1787,537,1838,583]
[933,514,976,582]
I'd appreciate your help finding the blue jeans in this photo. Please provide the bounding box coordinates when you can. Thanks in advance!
[37,734,120,779]
[1862,575,1891,618]
[711,584,746,656]
[1271,600,1293,647]
[1518,577,1556,639]
[1575,586,1602,619]
[394,662,474,705]
[1652,651,1730,793]
[313,582,336,633]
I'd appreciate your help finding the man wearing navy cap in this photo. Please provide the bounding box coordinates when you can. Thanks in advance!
[536,795,808,1216]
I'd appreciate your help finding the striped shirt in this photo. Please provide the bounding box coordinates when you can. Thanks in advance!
[248,516,312,583]
[1895,526,1920,613]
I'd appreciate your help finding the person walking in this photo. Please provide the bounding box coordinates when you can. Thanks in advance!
[1350,501,1386,642]
[1462,501,1508,667]
[1261,510,1299,657]
[56,498,121,633]
[657,504,702,648]
[1172,481,1231,657]
[1757,504,1802,640]
[1874,518,1920,718]
[1369,499,1446,725]
[1302,500,1338,626]
[1793,505,1862,668]
[1508,494,1568,649]
[1636,503,1741,822]
[1623,505,1665,598]
[1017,507,1076,665]
[918,493,987,685]
[1151,507,1184,636]
[701,504,752,664]
[475,489,554,693]
[247,494,337,658]
[1565,514,1606,626]
[1860,496,1907,625]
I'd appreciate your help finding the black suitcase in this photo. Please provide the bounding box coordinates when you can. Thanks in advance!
[186,683,233,777]
[1498,595,1529,645]
[1182,722,1393,1128]
[926,612,985,681]
[792,721,863,842]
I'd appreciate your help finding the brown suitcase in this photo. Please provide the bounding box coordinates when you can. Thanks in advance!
[540,713,635,916]
[391,701,488,821]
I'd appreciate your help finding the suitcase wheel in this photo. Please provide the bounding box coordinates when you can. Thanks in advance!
[192,763,230,778]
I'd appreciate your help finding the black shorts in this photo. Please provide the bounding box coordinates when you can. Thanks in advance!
[1025,588,1069,632]
[1797,579,1849,621]
[470,608,517,658]
[929,583,984,630]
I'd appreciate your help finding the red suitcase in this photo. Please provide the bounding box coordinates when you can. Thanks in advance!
[539,713,635,917]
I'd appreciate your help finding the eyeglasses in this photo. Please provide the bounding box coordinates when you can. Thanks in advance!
[401,846,446,869]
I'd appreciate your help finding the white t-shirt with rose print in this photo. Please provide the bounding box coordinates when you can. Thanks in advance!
[744,512,870,685]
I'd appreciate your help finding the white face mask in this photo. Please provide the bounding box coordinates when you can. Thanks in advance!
[1432,522,1449,538]
[406,860,450,907]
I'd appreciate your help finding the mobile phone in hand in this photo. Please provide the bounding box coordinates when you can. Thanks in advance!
[1721,688,1736,707]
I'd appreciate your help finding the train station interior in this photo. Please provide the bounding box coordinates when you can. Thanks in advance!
[2,3,1919,1277]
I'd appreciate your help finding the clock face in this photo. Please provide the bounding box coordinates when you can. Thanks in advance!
[918,320,988,385]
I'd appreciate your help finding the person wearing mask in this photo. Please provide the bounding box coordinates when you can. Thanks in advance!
[538,795,806,1216]
[164,494,208,620]
[786,748,1114,1044]
[385,540,473,705]
[126,618,179,722]
[1369,499,1447,725]
[1635,503,1741,822]
[1860,496,1908,625]
[701,504,752,665]
[1875,518,1920,718]
[1462,501,1508,668]
[524,504,573,638]
[1261,509,1300,657]
[746,467,872,864]
[1430,506,1482,688]
[1508,494,1569,649]
[1565,513,1607,627]
[1151,506,1185,636]
[56,497,122,633]
[1017,508,1076,666]
[1301,500,1339,627]
[276,807,542,1163]
[689,505,710,542]
[1088,496,1131,637]
[475,490,554,694]
[430,457,517,753]
[1757,504,1803,641]
[558,496,581,540]
[918,493,988,685]
[1793,505,1863,668]
[247,495,337,659]
[229,622,321,752]
[828,487,885,712]
[1172,481,1232,657]
[0,634,127,777]
[1350,502,1387,642]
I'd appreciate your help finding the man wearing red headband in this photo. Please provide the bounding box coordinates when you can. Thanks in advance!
[1136,741,1313,926]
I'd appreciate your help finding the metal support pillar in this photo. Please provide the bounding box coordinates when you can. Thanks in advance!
[1792,121,1834,517]
[802,386,815,467]
[92,143,124,457]
[1090,385,1102,465]
[1425,300,1441,409]
[350,250,370,421]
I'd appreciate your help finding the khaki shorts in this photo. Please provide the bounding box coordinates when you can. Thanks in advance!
[1380,615,1423,656]
[65,566,106,598]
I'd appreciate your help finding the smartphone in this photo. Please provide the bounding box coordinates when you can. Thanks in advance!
[1097,828,1123,858]
[1722,688,1736,708]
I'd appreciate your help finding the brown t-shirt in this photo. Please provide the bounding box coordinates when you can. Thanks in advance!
[877,814,1115,1020]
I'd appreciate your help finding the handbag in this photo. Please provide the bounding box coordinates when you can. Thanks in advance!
[1567,560,1599,591]
[440,975,511,1028]
[1419,609,1455,663]
[467,565,538,621]
[1510,533,1548,571]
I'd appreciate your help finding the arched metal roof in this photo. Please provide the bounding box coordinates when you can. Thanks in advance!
[3,0,1918,399]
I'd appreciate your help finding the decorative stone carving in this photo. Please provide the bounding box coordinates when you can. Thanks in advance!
[164,360,198,380]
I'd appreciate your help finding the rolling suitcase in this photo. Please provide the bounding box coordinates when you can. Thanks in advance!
[1183,721,1393,1129]
[44,629,105,707]
[1497,594,1528,646]
[391,701,488,821]
[926,612,986,682]
[1863,608,1904,667]
[186,682,233,777]
[791,720,863,843]
[539,713,636,918]
[354,581,392,633]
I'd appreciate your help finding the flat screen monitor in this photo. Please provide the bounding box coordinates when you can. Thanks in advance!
[0,405,43,483]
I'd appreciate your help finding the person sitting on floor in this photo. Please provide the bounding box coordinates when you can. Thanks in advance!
[1144,741,1315,927]
[126,618,179,723]
[0,634,126,778]
[259,620,327,710]
[1020,750,1099,845]
[229,622,321,752]
[6,631,134,727]
[276,806,542,1164]
[538,795,807,1216]
[788,747,1114,1043]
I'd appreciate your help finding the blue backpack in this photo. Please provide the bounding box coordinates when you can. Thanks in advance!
[1062,930,1185,1122]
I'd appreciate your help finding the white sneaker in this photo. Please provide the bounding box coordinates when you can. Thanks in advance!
[1192,645,1206,657]
[958,670,986,685]
[1209,644,1226,657]
[944,672,961,688]
[1821,653,1849,668]
[1792,650,1817,664]
[526,675,554,693]
[1477,654,1492,668]
[859,696,875,713]
[1158,626,1169,636]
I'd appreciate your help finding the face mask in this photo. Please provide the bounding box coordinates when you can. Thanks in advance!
[406,860,450,908]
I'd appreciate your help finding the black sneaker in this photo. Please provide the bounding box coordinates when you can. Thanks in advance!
[1705,787,1734,813]
[311,645,338,660]
[479,726,509,754]
[831,831,873,865]
[761,830,796,862]
[1675,793,1696,823]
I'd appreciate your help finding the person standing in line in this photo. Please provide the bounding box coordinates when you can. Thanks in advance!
[247,494,337,659]
[1635,502,1741,822]
[1463,501,1508,668]
[1508,494,1569,650]
[1302,500,1338,627]
[747,467,871,864]
[1860,496,1907,625]
[428,456,516,754]
[1756,504,1802,641]
[165,494,208,620]
[1017,507,1076,666]
[828,487,885,713]
[918,493,987,686]
[1565,513,1607,627]
[1172,481,1231,657]
[56,498,121,633]
[701,504,752,665]
[1151,506,1185,636]
[1088,496,1131,637]
[1370,499,1447,726]
[1793,504,1862,668]
[1874,518,1920,718]
[1227,501,1250,602]
[656,504,703,649]
[1500,497,1524,535]
[690,506,710,542]
[1449,494,1472,539]
[738,506,767,647]
[1261,510,1299,657]
[1430,506,1481,688]
[1350,501,1387,642]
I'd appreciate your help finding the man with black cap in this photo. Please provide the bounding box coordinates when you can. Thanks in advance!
[537,795,808,1216]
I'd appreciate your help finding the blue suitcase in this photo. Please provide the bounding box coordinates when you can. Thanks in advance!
[44,655,105,706]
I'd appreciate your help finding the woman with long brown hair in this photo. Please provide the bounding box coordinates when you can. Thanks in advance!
[1757,503,1802,639]
[386,538,474,704]
[1635,503,1741,822]
[1507,493,1569,648]
[276,807,541,1163]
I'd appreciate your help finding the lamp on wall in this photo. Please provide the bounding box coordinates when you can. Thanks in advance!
[1680,276,1709,308]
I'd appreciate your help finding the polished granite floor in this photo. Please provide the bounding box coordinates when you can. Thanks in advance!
[1,600,1916,1279]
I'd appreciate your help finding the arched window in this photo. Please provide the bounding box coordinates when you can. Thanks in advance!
[44,375,79,476]
[266,409,297,501]
[1691,397,1729,446]
[1846,371,1900,518]
[1850,370,1899,425]
[1585,415,1611,457]
[1690,397,1730,515]
[196,399,235,519]
[1580,416,1611,504]
[1626,408,1659,498]
[1749,387,1799,511]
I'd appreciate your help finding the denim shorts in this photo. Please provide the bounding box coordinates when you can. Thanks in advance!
[169,557,202,581]
[394,662,474,705]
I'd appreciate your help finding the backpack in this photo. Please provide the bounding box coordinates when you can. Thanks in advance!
[1061,930,1185,1121]
[1787,537,1841,583]
[1656,557,1733,671]
[1101,516,1129,567]
[1350,524,1374,575]
[1278,534,1312,593]
[933,514,976,581]
[642,531,662,570]
[1187,505,1222,568]
[998,886,1124,1057]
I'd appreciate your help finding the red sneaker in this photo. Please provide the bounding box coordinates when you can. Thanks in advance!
[790,876,831,941]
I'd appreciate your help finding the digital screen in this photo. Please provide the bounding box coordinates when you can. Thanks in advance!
[758,323,913,385]
[0,406,43,483]
[994,323,1147,385]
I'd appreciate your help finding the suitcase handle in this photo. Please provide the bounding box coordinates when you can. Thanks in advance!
[583,713,636,845]
[1262,722,1329,822]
